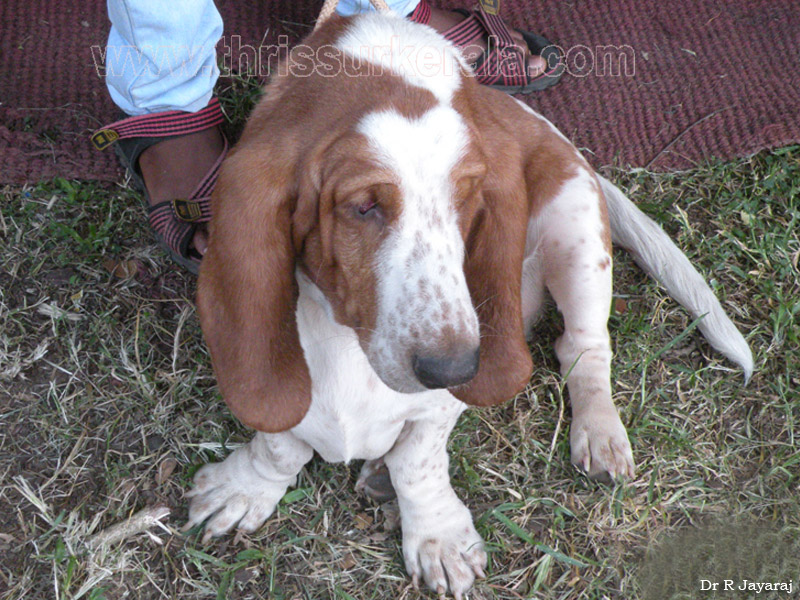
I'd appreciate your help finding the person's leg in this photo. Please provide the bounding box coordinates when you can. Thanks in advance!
[335,0,420,17]
[106,0,222,114]
[104,0,225,262]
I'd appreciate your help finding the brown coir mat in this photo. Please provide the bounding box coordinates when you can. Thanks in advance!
[1,0,798,184]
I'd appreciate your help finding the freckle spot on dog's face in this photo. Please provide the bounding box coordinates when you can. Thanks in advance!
[440,301,451,321]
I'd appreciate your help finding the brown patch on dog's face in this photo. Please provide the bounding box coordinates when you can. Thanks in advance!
[296,139,403,341]
[288,85,440,345]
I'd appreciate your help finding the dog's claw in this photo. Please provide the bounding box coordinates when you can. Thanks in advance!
[570,409,635,481]
[581,455,591,473]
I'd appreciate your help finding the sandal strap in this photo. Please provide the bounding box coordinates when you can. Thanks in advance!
[91,98,225,151]
[92,98,228,271]
[471,6,516,49]
[434,4,516,49]
[441,15,486,50]
[408,0,432,24]
[189,136,228,207]
[148,201,195,259]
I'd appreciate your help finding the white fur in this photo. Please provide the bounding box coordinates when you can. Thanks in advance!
[336,12,468,104]
[520,167,605,328]
[292,272,462,463]
[358,107,480,392]
[522,168,634,478]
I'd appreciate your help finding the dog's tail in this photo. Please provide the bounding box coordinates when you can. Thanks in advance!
[599,175,753,381]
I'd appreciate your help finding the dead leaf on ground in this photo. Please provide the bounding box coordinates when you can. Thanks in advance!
[156,457,178,485]
[353,512,372,530]
[338,551,358,569]
[103,258,143,279]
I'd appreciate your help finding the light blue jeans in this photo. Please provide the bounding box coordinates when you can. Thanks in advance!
[106,0,421,116]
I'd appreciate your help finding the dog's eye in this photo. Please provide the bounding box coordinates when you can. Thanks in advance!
[358,198,378,215]
[345,185,391,226]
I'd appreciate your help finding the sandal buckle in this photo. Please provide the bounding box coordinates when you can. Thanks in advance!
[172,199,204,222]
[91,129,119,150]
[479,0,500,15]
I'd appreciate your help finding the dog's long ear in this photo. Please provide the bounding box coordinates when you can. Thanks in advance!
[451,187,533,406]
[197,146,312,433]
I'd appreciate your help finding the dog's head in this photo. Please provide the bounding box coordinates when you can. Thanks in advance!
[198,14,536,431]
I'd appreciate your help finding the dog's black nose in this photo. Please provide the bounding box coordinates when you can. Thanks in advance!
[413,347,480,389]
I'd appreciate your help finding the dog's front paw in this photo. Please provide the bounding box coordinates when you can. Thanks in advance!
[401,503,486,599]
[184,458,290,542]
[570,407,635,481]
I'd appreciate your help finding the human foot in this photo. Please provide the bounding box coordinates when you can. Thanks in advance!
[138,126,225,257]
[426,6,546,78]
[409,1,563,93]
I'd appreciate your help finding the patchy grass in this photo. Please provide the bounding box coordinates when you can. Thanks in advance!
[1,143,798,600]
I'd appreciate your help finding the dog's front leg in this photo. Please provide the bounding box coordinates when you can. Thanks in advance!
[383,395,486,599]
[185,431,313,541]
[540,169,635,480]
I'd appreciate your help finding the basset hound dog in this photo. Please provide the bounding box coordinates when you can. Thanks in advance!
[185,12,753,597]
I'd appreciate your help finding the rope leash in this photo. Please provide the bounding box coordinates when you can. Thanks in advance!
[315,0,392,31]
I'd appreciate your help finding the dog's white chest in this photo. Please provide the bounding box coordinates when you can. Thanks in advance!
[291,276,464,463]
